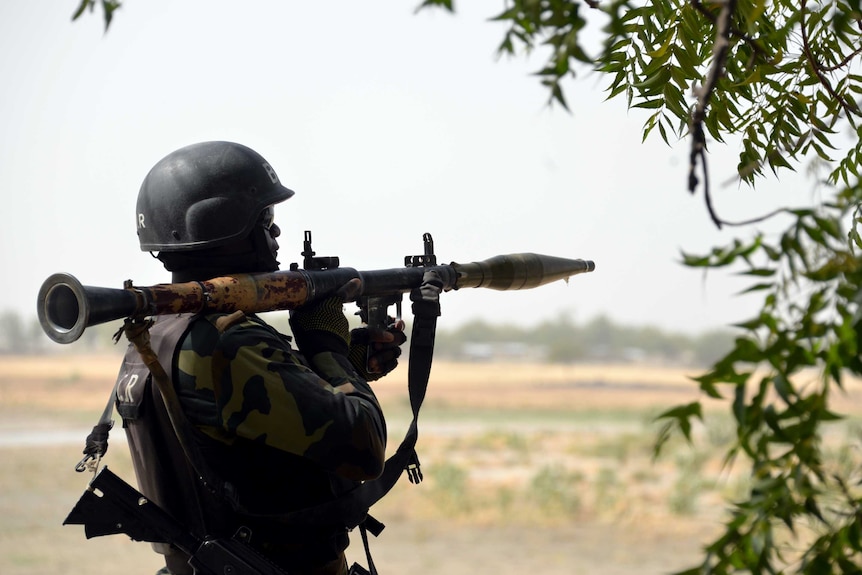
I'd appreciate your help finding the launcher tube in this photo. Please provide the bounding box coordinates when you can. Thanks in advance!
[37,253,594,344]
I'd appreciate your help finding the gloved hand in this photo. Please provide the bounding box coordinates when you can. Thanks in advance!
[289,279,361,358]
[348,320,408,381]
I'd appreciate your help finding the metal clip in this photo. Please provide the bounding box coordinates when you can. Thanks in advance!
[75,453,102,476]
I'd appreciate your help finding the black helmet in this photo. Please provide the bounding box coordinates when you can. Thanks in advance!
[136,141,294,252]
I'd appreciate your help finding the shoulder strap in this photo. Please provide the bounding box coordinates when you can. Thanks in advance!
[77,315,194,473]
[76,380,119,472]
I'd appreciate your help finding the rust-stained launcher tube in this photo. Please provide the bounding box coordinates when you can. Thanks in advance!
[37,253,595,344]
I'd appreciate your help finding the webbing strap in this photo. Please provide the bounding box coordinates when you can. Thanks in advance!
[76,379,118,472]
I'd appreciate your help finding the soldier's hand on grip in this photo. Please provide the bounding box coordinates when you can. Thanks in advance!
[289,279,361,358]
[348,320,407,382]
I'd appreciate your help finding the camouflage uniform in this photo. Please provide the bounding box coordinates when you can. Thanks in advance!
[117,310,386,575]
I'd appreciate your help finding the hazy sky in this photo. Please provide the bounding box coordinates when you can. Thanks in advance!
[1,1,819,338]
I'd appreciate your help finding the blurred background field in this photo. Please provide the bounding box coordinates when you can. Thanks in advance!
[3,353,862,575]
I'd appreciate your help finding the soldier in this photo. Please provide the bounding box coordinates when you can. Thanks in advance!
[116,141,405,575]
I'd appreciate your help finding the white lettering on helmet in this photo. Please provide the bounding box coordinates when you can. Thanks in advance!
[262,162,279,184]
[138,213,146,228]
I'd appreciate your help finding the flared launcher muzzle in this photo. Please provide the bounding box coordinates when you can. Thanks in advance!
[37,273,141,345]
[37,253,595,344]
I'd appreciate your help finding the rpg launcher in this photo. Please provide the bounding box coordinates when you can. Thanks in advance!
[37,232,595,344]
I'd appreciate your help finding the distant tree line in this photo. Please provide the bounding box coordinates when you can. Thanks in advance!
[0,310,123,355]
[3,308,733,366]
[432,314,733,366]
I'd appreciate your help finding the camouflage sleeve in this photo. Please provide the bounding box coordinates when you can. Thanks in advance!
[191,316,386,481]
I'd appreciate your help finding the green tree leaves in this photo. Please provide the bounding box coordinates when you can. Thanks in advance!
[490,0,593,110]
[469,3,862,568]
[72,0,121,30]
[665,195,862,573]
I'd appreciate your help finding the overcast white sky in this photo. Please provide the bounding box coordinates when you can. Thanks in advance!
[1,1,821,339]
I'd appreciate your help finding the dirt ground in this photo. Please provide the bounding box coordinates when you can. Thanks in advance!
[3,353,858,575]
[0,444,716,575]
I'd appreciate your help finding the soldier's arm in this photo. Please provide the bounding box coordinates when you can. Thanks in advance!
[212,321,386,481]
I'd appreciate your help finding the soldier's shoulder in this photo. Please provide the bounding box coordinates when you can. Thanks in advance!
[194,311,261,332]
[196,312,290,349]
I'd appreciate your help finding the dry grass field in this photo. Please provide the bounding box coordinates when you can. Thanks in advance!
[2,353,862,575]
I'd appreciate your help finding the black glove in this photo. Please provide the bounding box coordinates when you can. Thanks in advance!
[348,321,408,381]
[290,279,361,358]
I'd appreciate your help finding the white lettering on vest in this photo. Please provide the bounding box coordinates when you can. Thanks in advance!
[119,373,139,403]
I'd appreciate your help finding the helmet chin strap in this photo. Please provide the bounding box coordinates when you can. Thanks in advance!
[159,227,280,283]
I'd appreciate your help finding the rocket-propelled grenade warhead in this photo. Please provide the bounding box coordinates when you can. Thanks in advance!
[451,253,595,291]
[37,251,595,344]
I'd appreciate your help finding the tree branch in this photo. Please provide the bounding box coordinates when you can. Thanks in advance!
[800,0,861,127]
[689,0,736,229]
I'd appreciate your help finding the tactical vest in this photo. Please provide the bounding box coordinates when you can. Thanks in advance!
[115,313,349,574]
